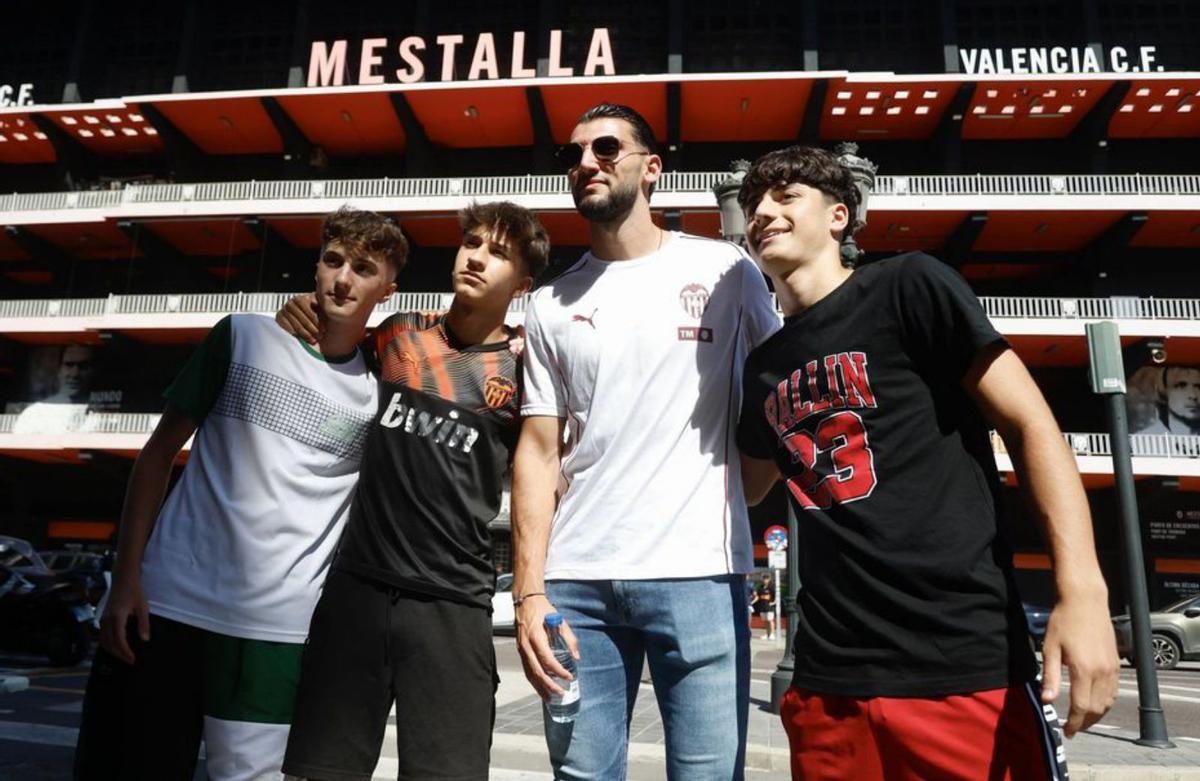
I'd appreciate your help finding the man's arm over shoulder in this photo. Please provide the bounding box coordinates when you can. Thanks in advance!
[964,344,1118,737]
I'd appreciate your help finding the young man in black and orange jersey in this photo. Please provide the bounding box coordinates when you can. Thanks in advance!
[275,202,548,781]
[735,146,1118,780]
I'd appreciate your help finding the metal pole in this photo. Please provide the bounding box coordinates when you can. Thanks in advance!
[1104,393,1174,747]
[770,502,800,713]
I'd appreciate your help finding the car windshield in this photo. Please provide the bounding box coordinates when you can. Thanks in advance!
[496,574,513,593]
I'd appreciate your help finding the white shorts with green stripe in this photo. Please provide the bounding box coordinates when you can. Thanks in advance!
[203,631,304,781]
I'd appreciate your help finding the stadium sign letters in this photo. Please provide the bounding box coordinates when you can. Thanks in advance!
[308,28,615,86]
[960,45,1163,75]
[0,83,35,107]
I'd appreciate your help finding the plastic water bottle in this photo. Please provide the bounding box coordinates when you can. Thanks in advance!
[545,612,580,723]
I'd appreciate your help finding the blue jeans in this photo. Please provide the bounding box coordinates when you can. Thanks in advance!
[543,576,750,780]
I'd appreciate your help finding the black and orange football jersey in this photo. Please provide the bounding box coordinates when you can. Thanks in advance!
[335,312,521,608]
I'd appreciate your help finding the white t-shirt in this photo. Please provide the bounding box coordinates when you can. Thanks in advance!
[141,314,376,643]
[522,233,781,580]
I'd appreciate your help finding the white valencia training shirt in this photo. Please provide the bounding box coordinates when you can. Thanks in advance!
[522,233,781,580]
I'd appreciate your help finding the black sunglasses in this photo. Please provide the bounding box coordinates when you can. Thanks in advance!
[555,135,646,169]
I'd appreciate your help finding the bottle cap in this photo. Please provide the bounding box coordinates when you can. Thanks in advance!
[544,612,563,628]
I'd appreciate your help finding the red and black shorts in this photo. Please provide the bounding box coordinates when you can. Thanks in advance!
[780,682,1067,781]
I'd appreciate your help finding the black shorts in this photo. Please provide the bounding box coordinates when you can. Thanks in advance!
[755,602,774,616]
[282,569,497,781]
[74,614,206,781]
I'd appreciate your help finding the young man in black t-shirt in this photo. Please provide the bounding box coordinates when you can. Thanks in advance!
[735,147,1118,780]
[275,202,549,781]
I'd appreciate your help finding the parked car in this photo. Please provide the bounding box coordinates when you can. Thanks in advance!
[492,573,515,632]
[1113,595,1200,670]
[0,536,52,576]
[1023,602,1051,648]
[0,562,94,666]
[39,549,110,606]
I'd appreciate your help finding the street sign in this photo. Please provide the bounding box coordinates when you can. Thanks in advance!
[768,550,787,569]
[764,525,788,551]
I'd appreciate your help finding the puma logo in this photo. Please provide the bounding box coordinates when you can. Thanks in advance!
[572,308,598,329]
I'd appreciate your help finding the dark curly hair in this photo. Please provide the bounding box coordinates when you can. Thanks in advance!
[737,146,861,252]
[459,201,550,280]
[321,206,409,280]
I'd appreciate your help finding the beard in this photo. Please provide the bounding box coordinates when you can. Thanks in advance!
[573,176,639,224]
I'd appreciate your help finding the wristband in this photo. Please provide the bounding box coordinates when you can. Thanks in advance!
[512,591,546,607]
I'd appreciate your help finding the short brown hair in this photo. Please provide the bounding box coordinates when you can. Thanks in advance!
[459,201,550,279]
[321,206,409,279]
[738,145,860,234]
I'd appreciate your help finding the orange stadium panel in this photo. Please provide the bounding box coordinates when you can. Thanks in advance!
[960,263,1055,281]
[540,82,668,144]
[45,104,164,157]
[24,222,139,260]
[275,92,406,156]
[143,219,262,256]
[1128,211,1200,248]
[1155,559,1200,575]
[47,520,116,541]
[400,215,464,247]
[0,230,31,261]
[265,217,324,249]
[963,80,1110,140]
[533,211,592,246]
[1013,553,1052,570]
[1010,335,1200,368]
[680,78,815,142]
[856,211,967,253]
[148,97,284,155]
[1109,79,1200,138]
[820,79,956,140]
[972,211,1124,252]
[405,85,533,148]
[680,212,721,239]
[0,113,56,164]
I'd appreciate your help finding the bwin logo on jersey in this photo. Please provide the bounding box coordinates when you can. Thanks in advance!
[679,283,710,319]
[378,392,480,453]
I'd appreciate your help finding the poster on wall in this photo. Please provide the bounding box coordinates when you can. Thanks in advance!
[1127,364,1200,437]
[4,345,122,433]
[1153,575,1200,607]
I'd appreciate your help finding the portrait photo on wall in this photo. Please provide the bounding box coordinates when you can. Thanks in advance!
[1126,364,1200,437]
[5,344,122,433]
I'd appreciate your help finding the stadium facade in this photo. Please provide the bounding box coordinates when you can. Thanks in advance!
[0,0,1198,609]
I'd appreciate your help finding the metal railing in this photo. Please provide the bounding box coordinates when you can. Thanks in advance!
[3,173,1198,216]
[992,431,1200,459]
[5,413,1198,464]
[876,173,1200,197]
[0,411,162,435]
[2,292,1198,322]
[980,296,1200,321]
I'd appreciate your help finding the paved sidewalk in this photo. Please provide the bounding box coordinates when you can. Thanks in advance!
[0,674,29,694]
[442,637,1200,781]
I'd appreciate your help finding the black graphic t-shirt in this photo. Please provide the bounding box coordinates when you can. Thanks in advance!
[335,312,520,609]
[737,253,1037,698]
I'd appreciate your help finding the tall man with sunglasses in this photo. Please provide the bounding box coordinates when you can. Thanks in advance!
[513,103,780,779]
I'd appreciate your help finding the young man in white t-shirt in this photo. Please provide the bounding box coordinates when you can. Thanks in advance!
[73,207,403,781]
[513,103,780,779]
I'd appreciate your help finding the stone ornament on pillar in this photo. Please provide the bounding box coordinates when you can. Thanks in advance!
[711,159,752,249]
[835,142,878,267]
